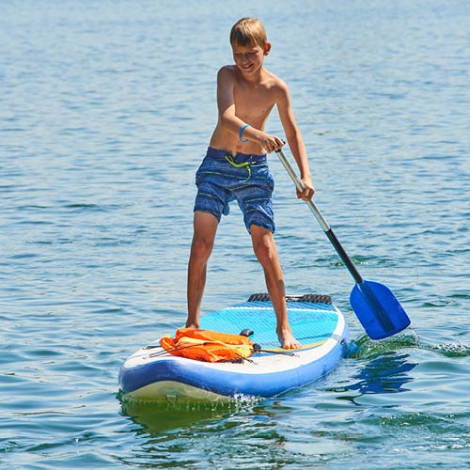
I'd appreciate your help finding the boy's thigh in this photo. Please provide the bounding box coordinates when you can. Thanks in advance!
[193,210,219,239]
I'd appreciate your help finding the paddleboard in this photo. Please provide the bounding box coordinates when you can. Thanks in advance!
[119,294,350,403]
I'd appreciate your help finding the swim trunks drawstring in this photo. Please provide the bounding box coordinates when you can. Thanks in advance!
[225,155,252,180]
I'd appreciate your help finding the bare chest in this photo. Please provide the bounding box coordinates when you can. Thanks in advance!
[233,83,276,123]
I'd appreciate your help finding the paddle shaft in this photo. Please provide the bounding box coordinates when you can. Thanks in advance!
[276,149,363,285]
[275,148,411,339]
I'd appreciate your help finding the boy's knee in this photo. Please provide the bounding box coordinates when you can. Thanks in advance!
[190,235,214,261]
[251,229,276,263]
[254,244,272,265]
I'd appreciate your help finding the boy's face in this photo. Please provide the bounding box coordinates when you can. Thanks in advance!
[232,42,271,76]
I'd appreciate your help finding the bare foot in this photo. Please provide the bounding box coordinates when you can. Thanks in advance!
[277,329,302,350]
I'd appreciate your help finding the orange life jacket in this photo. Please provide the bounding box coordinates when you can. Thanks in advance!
[160,328,254,363]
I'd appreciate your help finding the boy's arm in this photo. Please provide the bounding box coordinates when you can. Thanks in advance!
[216,67,284,153]
[276,80,314,200]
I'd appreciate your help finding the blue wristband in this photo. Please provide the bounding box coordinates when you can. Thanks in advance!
[239,124,250,142]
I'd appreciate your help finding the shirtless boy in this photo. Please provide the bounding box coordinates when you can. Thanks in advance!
[186,17,314,349]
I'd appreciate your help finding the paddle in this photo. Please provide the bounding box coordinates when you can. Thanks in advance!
[275,148,411,340]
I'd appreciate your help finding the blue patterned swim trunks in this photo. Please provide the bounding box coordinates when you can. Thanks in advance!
[194,147,275,233]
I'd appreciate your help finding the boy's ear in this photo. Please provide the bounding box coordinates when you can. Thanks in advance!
[264,42,272,55]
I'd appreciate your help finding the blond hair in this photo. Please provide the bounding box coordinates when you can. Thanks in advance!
[230,18,267,48]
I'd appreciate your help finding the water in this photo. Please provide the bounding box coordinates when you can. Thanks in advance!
[1,0,469,468]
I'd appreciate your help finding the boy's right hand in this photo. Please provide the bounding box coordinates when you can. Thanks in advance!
[297,177,315,201]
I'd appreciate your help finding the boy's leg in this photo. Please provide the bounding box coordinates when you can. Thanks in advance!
[250,225,301,349]
[186,211,219,328]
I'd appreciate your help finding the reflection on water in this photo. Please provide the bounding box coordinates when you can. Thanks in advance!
[122,403,231,434]
[349,352,417,395]
[120,394,259,434]
[324,332,420,404]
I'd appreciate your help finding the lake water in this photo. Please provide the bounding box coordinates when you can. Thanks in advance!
[1,0,470,468]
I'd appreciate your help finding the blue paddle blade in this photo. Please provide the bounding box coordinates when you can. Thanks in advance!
[350,280,411,340]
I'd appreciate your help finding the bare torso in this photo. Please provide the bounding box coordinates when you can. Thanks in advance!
[209,65,279,156]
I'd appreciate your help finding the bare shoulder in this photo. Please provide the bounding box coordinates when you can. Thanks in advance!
[218,65,238,79]
[263,69,290,101]
[266,69,287,86]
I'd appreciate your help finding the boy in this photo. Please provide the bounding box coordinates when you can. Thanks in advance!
[186,18,314,349]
